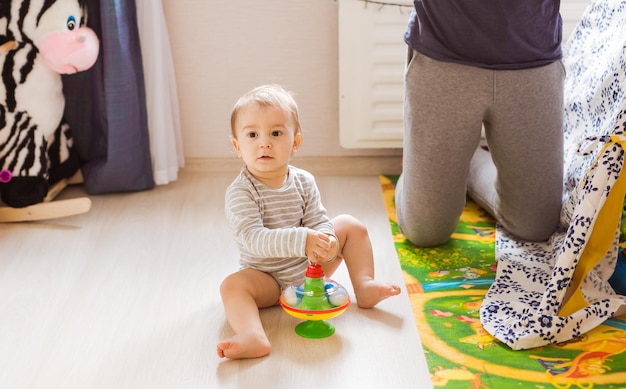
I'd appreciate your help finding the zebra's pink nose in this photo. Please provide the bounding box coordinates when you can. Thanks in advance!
[38,26,99,74]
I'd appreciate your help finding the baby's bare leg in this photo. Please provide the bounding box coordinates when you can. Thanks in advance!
[217,268,280,359]
[326,214,401,308]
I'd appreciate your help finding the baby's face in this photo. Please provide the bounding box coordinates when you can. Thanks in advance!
[232,103,301,183]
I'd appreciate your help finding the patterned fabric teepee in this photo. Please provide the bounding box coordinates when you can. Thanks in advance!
[480,0,626,350]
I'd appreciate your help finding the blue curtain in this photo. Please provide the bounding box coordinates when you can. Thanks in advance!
[63,0,154,194]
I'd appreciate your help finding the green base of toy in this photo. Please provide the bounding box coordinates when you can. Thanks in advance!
[294,320,335,339]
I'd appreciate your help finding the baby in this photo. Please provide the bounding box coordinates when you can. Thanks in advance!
[217,84,401,359]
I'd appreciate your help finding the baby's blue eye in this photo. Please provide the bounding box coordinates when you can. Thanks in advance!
[67,16,77,30]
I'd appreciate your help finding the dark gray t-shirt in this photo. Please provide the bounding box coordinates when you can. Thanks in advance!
[405,0,562,70]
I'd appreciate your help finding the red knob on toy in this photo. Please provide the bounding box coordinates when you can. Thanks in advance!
[305,263,325,278]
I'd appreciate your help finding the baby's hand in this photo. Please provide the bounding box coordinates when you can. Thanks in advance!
[305,230,337,264]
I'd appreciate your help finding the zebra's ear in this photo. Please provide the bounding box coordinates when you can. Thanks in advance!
[0,40,17,55]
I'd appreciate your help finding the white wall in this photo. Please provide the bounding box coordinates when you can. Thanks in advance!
[162,0,401,160]
[162,0,589,160]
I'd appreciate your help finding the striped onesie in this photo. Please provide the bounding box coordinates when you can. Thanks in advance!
[225,165,335,289]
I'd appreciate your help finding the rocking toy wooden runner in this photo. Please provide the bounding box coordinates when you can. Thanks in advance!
[0,172,91,223]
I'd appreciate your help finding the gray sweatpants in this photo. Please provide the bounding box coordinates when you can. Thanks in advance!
[395,50,564,247]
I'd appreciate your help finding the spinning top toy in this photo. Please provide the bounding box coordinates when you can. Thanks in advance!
[279,263,350,338]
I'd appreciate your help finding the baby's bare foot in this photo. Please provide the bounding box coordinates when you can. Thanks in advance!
[355,279,401,308]
[217,331,271,359]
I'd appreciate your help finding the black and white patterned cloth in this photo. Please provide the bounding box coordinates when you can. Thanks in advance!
[480,0,626,350]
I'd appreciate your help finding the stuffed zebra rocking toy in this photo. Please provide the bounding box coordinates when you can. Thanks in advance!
[0,0,98,221]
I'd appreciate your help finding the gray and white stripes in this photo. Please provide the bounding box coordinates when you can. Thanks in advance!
[225,166,334,288]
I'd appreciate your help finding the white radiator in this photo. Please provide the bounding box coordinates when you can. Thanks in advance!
[339,0,590,149]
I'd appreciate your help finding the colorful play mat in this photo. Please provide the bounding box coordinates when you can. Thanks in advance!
[381,175,626,389]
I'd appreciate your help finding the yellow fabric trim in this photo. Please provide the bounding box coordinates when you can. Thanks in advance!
[560,137,626,316]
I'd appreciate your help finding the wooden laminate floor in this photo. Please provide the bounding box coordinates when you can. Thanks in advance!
[0,171,432,389]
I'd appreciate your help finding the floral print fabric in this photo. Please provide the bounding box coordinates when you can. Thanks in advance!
[480,0,626,350]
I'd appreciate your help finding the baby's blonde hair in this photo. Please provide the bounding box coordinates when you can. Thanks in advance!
[230,84,302,138]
